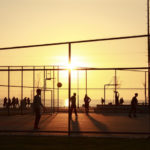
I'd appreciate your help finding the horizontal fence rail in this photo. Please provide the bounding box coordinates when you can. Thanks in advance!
[0,34,147,50]
[0,67,149,71]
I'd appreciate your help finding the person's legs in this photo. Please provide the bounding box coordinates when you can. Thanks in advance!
[87,104,89,112]
[34,109,41,129]
[85,104,88,114]
[70,106,73,119]
[74,106,78,116]
[84,103,86,112]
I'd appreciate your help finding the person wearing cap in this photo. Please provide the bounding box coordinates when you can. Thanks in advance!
[129,93,138,118]
[33,89,46,129]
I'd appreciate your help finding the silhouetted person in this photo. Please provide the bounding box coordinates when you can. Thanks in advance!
[84,94,91,114]
[27,98,30,108]
[12,97,16,108]
[8,98,11,108]
[70,93,78,118]
[20,98,26,109]
[101,97,105,105]
[3,97,7,107]
[24,97,27,108]
[120,97,124,105]
[15,98,19,107]
[33,89,45,129]
[114,91,119,105]
[129,93,138,118]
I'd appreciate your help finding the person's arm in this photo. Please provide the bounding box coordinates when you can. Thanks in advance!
[39,98,44,108]
[136,99,138,105]
[39,97,46,110]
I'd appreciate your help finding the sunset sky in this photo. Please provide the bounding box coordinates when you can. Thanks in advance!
[0,0,149,105]
[0,0,148,67]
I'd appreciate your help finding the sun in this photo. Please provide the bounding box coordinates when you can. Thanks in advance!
[66,63,76,70]
[57,56,87,70]
[66,59,85,70]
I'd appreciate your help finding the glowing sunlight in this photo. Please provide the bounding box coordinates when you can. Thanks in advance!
[65,99,69,107]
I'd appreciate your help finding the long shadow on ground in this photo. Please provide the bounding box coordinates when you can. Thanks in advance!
[86,114,109,132]
[71,116,82,136]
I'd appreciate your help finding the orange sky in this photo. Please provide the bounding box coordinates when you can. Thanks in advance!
[0,0,149,105]
[0,0,148,67]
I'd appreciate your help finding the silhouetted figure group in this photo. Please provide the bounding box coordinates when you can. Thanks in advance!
[3,96,30,109]
[3,97,19,108]
[70,93,92,117]
[21,97,31,109]
[114,91,124,106]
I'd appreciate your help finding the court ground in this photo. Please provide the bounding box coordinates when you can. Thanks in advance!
[0,113,149,138]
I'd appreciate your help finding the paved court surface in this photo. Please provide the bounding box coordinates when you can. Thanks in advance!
[0,113,149,138]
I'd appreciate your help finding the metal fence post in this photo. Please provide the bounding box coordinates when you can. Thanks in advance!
[77,71,79,108]
[53,66,55,113]
[8,66,10,116]
[33,66,35,100]
[43,66,45,106]
[57,66,59,112]
[68,43,71,136]
[21,66,23,115]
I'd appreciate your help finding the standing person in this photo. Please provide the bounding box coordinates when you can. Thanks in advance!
[119,97,124,105]
[8,98,11,108]
[15,98,19,108]
[84,94,91,114]
[12,97,16,108]
[33,89,46,129]
[70,93,78,118]
[101,97,105,105]
[27,98,30,108]
[3,97,7,108]
[114,91,119,105]
[129,93,138,118]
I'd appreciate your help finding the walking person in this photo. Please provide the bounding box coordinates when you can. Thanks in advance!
[33,89,46,129]
[70,93,78,118]
[84,94,91,114]
[129,93,138,118]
